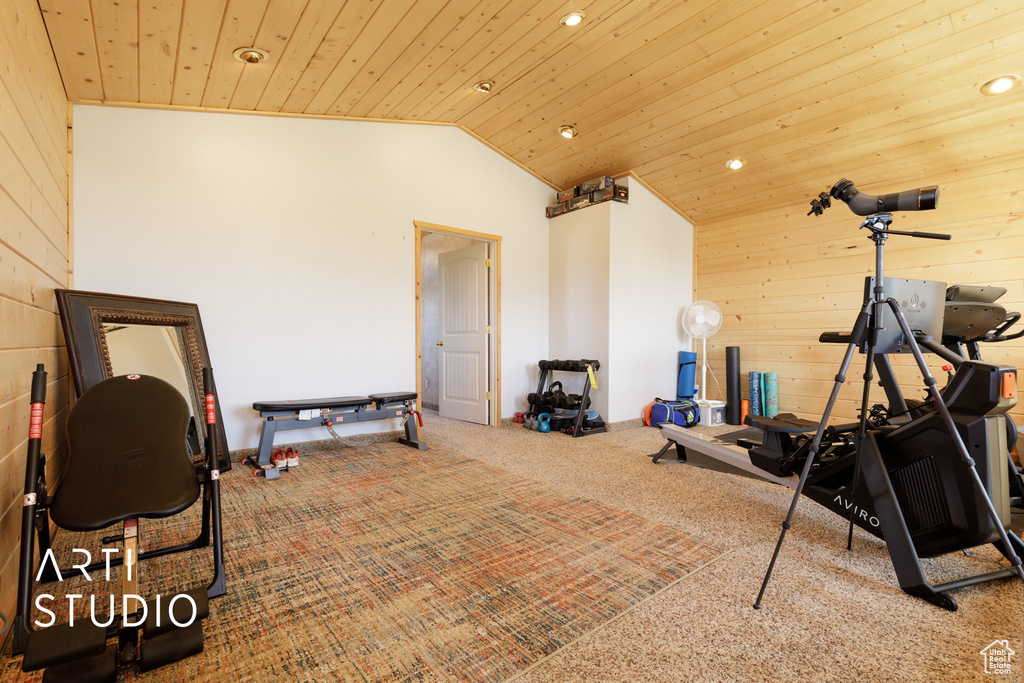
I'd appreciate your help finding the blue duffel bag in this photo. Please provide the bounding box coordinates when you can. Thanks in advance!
[644,398,700,427]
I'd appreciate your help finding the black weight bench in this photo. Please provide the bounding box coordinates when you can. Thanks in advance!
[249,391,426,472]
[13,367,226,680]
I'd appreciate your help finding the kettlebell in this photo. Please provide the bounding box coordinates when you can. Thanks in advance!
[538,413,551,433]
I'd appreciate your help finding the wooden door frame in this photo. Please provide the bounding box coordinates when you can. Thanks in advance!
[415,220,501,427]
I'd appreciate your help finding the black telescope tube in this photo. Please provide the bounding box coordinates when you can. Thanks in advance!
[830,178,939,216]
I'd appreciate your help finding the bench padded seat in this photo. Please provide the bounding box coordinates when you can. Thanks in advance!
[369,392,418,404]
[252,396,372,412]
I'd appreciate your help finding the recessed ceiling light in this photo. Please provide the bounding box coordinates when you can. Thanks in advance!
[725,158,745,170]
[473,80,494,93]
[980,74,1020,96]
[233,47,269,64]
[559,11,586,27]
[558,125,578,139]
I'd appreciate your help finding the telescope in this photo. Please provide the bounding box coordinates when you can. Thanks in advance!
[829,178,939,216]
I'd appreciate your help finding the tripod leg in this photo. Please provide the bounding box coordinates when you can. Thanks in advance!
[846,345,878,551]
[845,297,894,551]
[754,309,868,609]
[884,299,1024,585]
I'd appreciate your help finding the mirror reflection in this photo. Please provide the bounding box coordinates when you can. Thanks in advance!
[102,323,204,457]
[103,324,193,401]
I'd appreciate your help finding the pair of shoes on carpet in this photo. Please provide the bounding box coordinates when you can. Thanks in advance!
[272,447,299,468]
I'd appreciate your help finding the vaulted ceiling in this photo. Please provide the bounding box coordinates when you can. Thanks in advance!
[38,0,1024,223]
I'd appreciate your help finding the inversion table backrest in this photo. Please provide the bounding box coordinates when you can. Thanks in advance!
[51,374,201,531]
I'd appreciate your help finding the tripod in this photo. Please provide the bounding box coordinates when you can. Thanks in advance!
[753,212,1024,610]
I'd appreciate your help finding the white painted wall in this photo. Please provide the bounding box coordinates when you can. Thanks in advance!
[607,180,694,420]
[548,180,694,423]
[71,105,551,451]
[548,202,611,419]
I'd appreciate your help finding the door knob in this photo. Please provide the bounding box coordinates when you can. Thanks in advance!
[436,341,444,346]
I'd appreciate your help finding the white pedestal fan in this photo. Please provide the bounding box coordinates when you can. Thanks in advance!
[681,300,723,403]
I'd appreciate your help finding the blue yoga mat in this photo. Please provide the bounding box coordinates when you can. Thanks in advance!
[749,371,762,417]
[763,372,778,418]
[678,351,697,399]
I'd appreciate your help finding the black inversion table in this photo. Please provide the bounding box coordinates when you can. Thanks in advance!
[13,367,226,679]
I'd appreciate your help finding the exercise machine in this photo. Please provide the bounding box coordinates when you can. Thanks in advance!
[12,366,226,679]
[246,392,426,479]
[934,284,1024,504]
[753,179,1024,611]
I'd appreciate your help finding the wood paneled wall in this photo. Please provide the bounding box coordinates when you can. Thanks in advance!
[0,0,71,623]
[696,158,1024,427]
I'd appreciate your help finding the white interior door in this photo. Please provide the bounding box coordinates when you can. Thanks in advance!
[438,242,489,424]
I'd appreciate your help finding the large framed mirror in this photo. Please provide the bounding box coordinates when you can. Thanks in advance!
[56,289,231,470]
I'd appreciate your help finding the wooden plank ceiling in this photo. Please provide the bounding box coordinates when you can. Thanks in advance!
[38,0,1024,223]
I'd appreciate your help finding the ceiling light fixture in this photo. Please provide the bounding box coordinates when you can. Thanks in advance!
[473,80,494,93]
[980,74,1020,96]
[725,158,745,170]
[558,125,578,139]
[559,11,586,27]
[233,47,269,64]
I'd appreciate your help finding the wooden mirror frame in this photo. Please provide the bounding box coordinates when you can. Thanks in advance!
[55,289,231,470]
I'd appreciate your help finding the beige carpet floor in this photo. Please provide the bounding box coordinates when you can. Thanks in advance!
[6,414,1021,682]
[416,412,1023,682]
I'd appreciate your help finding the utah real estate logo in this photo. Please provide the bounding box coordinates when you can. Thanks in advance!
[980,640,1016,675]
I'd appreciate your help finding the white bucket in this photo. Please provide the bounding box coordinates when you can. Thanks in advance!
[698,400,726,427]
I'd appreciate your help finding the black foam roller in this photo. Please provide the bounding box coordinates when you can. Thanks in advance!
[143,587,210,640]
[726,346,741,425]
[41,645,117,683]
[22,621,107,672]
[139,623,204,671]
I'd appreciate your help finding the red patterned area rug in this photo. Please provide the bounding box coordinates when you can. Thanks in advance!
[3,444,726,682]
